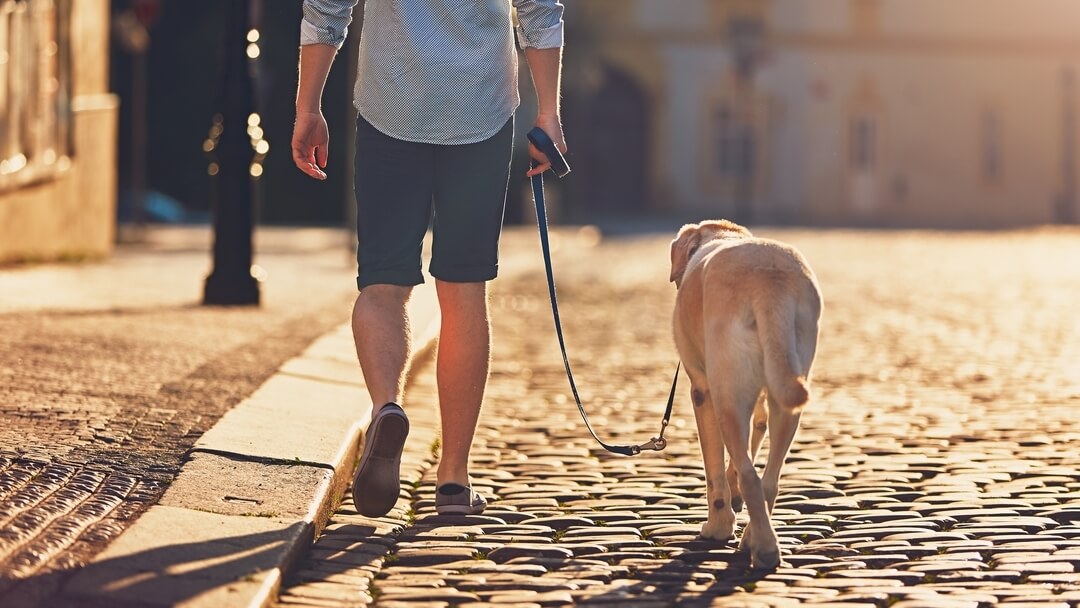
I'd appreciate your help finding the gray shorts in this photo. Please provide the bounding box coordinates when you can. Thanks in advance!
[353,114,513,290]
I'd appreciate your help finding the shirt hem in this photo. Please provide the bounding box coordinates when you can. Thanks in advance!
[354,105,520,146]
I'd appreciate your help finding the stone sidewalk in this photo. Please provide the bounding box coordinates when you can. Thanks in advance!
[0,227,370,606]
[275,228,1080,608]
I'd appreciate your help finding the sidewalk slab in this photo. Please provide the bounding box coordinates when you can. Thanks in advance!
[192,374,369,466]
[64,506,304,608]
[158,453,333,520]
[63,280,441,608]
[278,356,364,386]
[296,330,363,365]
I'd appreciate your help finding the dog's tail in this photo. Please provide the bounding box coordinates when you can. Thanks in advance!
[752,289,810,409]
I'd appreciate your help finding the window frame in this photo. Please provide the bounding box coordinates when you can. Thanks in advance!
[980,109,1003,184]
[850,114,877,173]
[0,0,73,193]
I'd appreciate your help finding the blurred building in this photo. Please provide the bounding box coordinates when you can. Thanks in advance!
[566,0,1080,227]
[0,0,117,262]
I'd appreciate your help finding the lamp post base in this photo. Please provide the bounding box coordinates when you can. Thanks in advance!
[203,270,260,306]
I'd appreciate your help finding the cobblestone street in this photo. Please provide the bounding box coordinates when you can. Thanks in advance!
[277,227,1080,607]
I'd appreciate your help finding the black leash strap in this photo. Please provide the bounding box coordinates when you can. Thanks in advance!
[526,127,679,456]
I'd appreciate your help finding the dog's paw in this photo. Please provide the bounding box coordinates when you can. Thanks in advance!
[751,545,781,570]
[741,526,781,569]
[700,519,735,541]
[731,494,744,513]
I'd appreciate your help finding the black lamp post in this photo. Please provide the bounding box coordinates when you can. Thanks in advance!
[203,0,263,305]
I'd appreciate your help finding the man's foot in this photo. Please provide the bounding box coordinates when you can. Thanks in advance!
[352,403,409,517]
[435,483,488,515]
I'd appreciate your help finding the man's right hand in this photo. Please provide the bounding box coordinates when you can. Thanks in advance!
[292,110,330,180]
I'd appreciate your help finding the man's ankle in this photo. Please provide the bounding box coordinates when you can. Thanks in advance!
[376,401,404,414]
[436,471,470,487]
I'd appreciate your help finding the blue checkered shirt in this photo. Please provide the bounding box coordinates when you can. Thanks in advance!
[301,0,564,145]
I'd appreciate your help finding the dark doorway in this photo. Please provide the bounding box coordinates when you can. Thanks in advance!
[572,65,650,218]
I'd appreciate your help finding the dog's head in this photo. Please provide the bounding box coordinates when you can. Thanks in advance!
[669,219,752,288]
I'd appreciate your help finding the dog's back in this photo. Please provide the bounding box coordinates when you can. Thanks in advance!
[676,235,822,409]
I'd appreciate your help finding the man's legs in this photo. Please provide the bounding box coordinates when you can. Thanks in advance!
[352,285,413,411]
[433,280,490,487]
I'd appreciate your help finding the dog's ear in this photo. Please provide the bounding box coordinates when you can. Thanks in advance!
[669,224,702,288]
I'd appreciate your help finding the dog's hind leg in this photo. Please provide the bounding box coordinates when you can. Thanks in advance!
[761,396,801,514]
[727,390,767,513]
[711,369,780,569]
[690,382,736,541]
[759,292,816,512]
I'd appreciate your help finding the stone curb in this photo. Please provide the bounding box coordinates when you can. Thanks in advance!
[62,282,441,608]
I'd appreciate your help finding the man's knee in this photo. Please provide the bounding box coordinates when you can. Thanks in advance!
[435,280,486,301]
[358,284,413,307]
[434,280,489,323]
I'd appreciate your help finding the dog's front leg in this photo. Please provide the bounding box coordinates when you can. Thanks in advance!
[690,385,736,541]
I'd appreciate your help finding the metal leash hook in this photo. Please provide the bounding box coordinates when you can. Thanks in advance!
[634,418,670,454]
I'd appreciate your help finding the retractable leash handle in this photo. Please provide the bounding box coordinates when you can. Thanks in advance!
[526,127,571,177]
[526,127,678,457]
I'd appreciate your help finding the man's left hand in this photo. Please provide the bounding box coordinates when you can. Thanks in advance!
[526,114,567,177]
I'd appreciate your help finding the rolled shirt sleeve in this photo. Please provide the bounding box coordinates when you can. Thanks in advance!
[300,0,359,48]
[512,0,565,49]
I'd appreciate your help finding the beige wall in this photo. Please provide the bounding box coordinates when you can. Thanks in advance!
[761,0,1080,226]
[0,0,118,262]
[569,0,1080,226]
[771,0,1080,39]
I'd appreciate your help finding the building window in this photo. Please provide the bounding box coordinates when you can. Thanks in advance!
[0,0,72,192]
[727,15,764,79]
[850,116,876,171]
[713,103,755,179]
[981,110,1002,183]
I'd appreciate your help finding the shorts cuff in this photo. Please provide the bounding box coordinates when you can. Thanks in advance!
[357,267,425,290]
[429,263,498,283]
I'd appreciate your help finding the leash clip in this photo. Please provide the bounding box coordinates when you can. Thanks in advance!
[635,435,668,453]
[636,417,671,453]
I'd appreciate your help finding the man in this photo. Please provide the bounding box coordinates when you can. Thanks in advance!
[292,0,566,517]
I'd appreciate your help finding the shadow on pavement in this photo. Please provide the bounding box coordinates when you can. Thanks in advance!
[11,522,312,608]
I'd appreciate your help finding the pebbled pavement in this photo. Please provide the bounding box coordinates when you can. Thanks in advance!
[276,227,1080,608]
[0,227,362,606]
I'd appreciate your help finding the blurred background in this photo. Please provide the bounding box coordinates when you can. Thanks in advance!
[3,0,1080,264]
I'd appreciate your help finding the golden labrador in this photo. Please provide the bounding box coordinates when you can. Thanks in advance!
[670,220,822,569]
